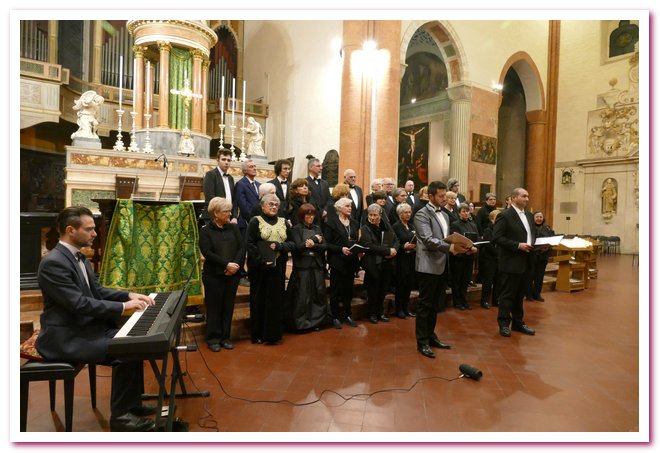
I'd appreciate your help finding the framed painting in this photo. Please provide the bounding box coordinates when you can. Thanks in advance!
[471,133,497,165]
[398,123,429,188]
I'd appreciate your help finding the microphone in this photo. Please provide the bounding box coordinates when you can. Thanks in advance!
[459,364,483,381]
[154,153,168,168]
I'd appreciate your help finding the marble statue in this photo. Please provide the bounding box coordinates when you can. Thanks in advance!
[245,116,265,156]
[601,178,618,214]
[71,90,104,140]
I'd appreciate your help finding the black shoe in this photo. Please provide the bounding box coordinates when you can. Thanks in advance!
[480,302,491,309]
[221,340,234,350]
[209,343,221,352]
[525,296,534,301]
[110,412,156,432]
[395,311,406,319]
[429,338,451,349]
[534,297,545,302]
[251,338,263,344]
[332,318,343,329]
[464,304,472,310]
[129,404,158,417]
[379,314,390,322]
[456,304,466,311]
[368,315,379,324]
[499,326,511,337]
[404,311,416,318]
[344,317,358,327]
[417,344,436,359]
[512,324,536,335]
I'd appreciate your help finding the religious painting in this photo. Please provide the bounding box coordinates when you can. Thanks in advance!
[400,52,448,104]
[471,133,497,165]
[398,123,429,188]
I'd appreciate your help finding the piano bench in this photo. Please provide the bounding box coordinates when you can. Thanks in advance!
[20,361,97,432]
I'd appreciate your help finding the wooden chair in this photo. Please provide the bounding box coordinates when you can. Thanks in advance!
[20,361,97,432]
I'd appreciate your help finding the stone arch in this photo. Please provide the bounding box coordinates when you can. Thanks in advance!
[498,51,545,112]
[400,20,468,85]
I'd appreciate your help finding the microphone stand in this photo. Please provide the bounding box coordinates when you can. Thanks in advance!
[155,154,169,201]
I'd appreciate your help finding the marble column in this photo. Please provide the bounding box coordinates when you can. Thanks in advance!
[48,20,58,65]
[201,59,209,135]
[132,45,146,128]
[157,41,171,129]
[525,110,548,213]
[447,84,472,189]
[190,49,204,132]
[91,20,103,84]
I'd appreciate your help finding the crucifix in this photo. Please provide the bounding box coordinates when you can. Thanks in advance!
[170,73,203,156]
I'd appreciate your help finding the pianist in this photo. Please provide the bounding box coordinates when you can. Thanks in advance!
[35,206,157,432]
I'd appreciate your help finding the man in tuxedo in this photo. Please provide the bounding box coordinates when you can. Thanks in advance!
[365,178,382,206]
[382,177,396,204]
[268,159,292,217]
[493,187,537,337]
[405,180,420,207]
[447,178,467,205]
[235,159,261,237]
[306,157,330,221]
[35,206,156,431]
[343,168,363,223]
[413,181,472,359]
[202,149,237,223]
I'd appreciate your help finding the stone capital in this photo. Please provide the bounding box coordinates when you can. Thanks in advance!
[190,48,205,61]
[157,41,171,53]
[446,84,472,102]
[132,45,147,57]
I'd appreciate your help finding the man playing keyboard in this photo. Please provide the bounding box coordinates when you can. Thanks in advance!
[35,206,156,432]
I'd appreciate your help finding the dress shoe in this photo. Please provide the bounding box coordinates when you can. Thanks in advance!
[534,297,545,302]
[379,314,390,322]
[344,317,358,327]
[251,338,263,344]
[395,311,406,319]
[221,340,234,350]
[332,318,343,329]
[480,302,491,309]
[429,338,451,349]
[110,412,156,432]
[456,304,466,311]
[512,324,536,335]
[368,315,379,324]
[404,311,416,318]
[129,404,158,417]
[417,344,436,359]
[499,326,511,337]
[525,296,534,301]
[209,343,221,352]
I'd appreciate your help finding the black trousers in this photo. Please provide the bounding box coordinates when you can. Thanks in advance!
[110,360,144,417]
[249,263,285,343]
[203,273,240,345]
[329,266,354,320]
[527,259,548,299]
[415,271,447,346]
[497,270,530,328]
[365,263,393,317]
[480,260,500,305]
[450,256,473,307]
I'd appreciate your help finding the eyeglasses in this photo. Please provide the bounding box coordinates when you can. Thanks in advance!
[265,202,280,208]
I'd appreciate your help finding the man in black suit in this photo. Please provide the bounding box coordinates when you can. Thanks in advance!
[382,177,396,204]
[268,159,292,217]
[447,178,467,205]
[202,149,237,223]
[235,159,261,237]
[492,188,537,337]
[365,178,382,206]
[343,168,363,224]
[35,206,156,431]
[405,180,420,207]
[306,157,330,221]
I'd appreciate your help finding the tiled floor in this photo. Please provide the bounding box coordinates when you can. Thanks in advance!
[20,254,641,437]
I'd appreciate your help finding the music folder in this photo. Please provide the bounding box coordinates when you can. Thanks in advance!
[258,241,279,265]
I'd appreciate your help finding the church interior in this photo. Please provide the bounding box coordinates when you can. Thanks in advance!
[15,16,646,440]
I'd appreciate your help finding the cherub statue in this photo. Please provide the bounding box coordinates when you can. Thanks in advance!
[245,116,265,156]
[71,90,104,140]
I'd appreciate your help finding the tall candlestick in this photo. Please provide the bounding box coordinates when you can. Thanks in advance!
[231,77,236,126]
[242,79,246,127]
[132,59,136,109]
[220,75,225,125]
[118,55,123,110]
[146,61,151,111]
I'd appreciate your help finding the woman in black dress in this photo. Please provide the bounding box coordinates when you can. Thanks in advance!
[479,209,501,309]
[392,202,416,319]
[449,203,479,310]
[359,203,399,324]
[527,211,555,302]
[323,197,360,328]
[286,178,310,227]
[246,194,294,344]
[284,203,329,331]
[199,197,246,352]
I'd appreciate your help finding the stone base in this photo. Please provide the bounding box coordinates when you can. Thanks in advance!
[71,137,102,149]
[247,154,269,164]
[134,129,211,159]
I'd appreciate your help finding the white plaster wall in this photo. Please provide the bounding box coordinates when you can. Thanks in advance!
[243,21,343,179]
[554,20,638,246]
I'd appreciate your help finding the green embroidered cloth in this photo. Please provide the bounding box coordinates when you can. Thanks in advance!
[99,200,202,298]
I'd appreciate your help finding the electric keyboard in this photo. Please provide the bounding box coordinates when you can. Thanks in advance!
[108,290,188,359]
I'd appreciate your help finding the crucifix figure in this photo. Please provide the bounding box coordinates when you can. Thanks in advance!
[170,74,203,156]
[401,126,426,163]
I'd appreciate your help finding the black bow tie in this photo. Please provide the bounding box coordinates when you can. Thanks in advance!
[349,185,355,189]
[280,180,287,185]
[435,209,442,213]
[76,252,85,262]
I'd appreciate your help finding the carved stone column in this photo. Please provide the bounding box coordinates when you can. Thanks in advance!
[133,45,146,128]
[91,20,104,84]
[157,41,171,129]
[48,20,58,64]
[201,59,210,135]
[190,49,204,132]
[446,84,472,188]
[525,109,548,213]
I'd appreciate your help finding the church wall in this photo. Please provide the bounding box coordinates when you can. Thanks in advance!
[554,20,639,253]
[243,20,343,178]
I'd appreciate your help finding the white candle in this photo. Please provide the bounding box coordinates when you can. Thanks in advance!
[146,61,151,111]
[242,79,246,127]
[231,77,236,126]
[132,59,136,110]
[220,75,225,125]
[118,55,123,110]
